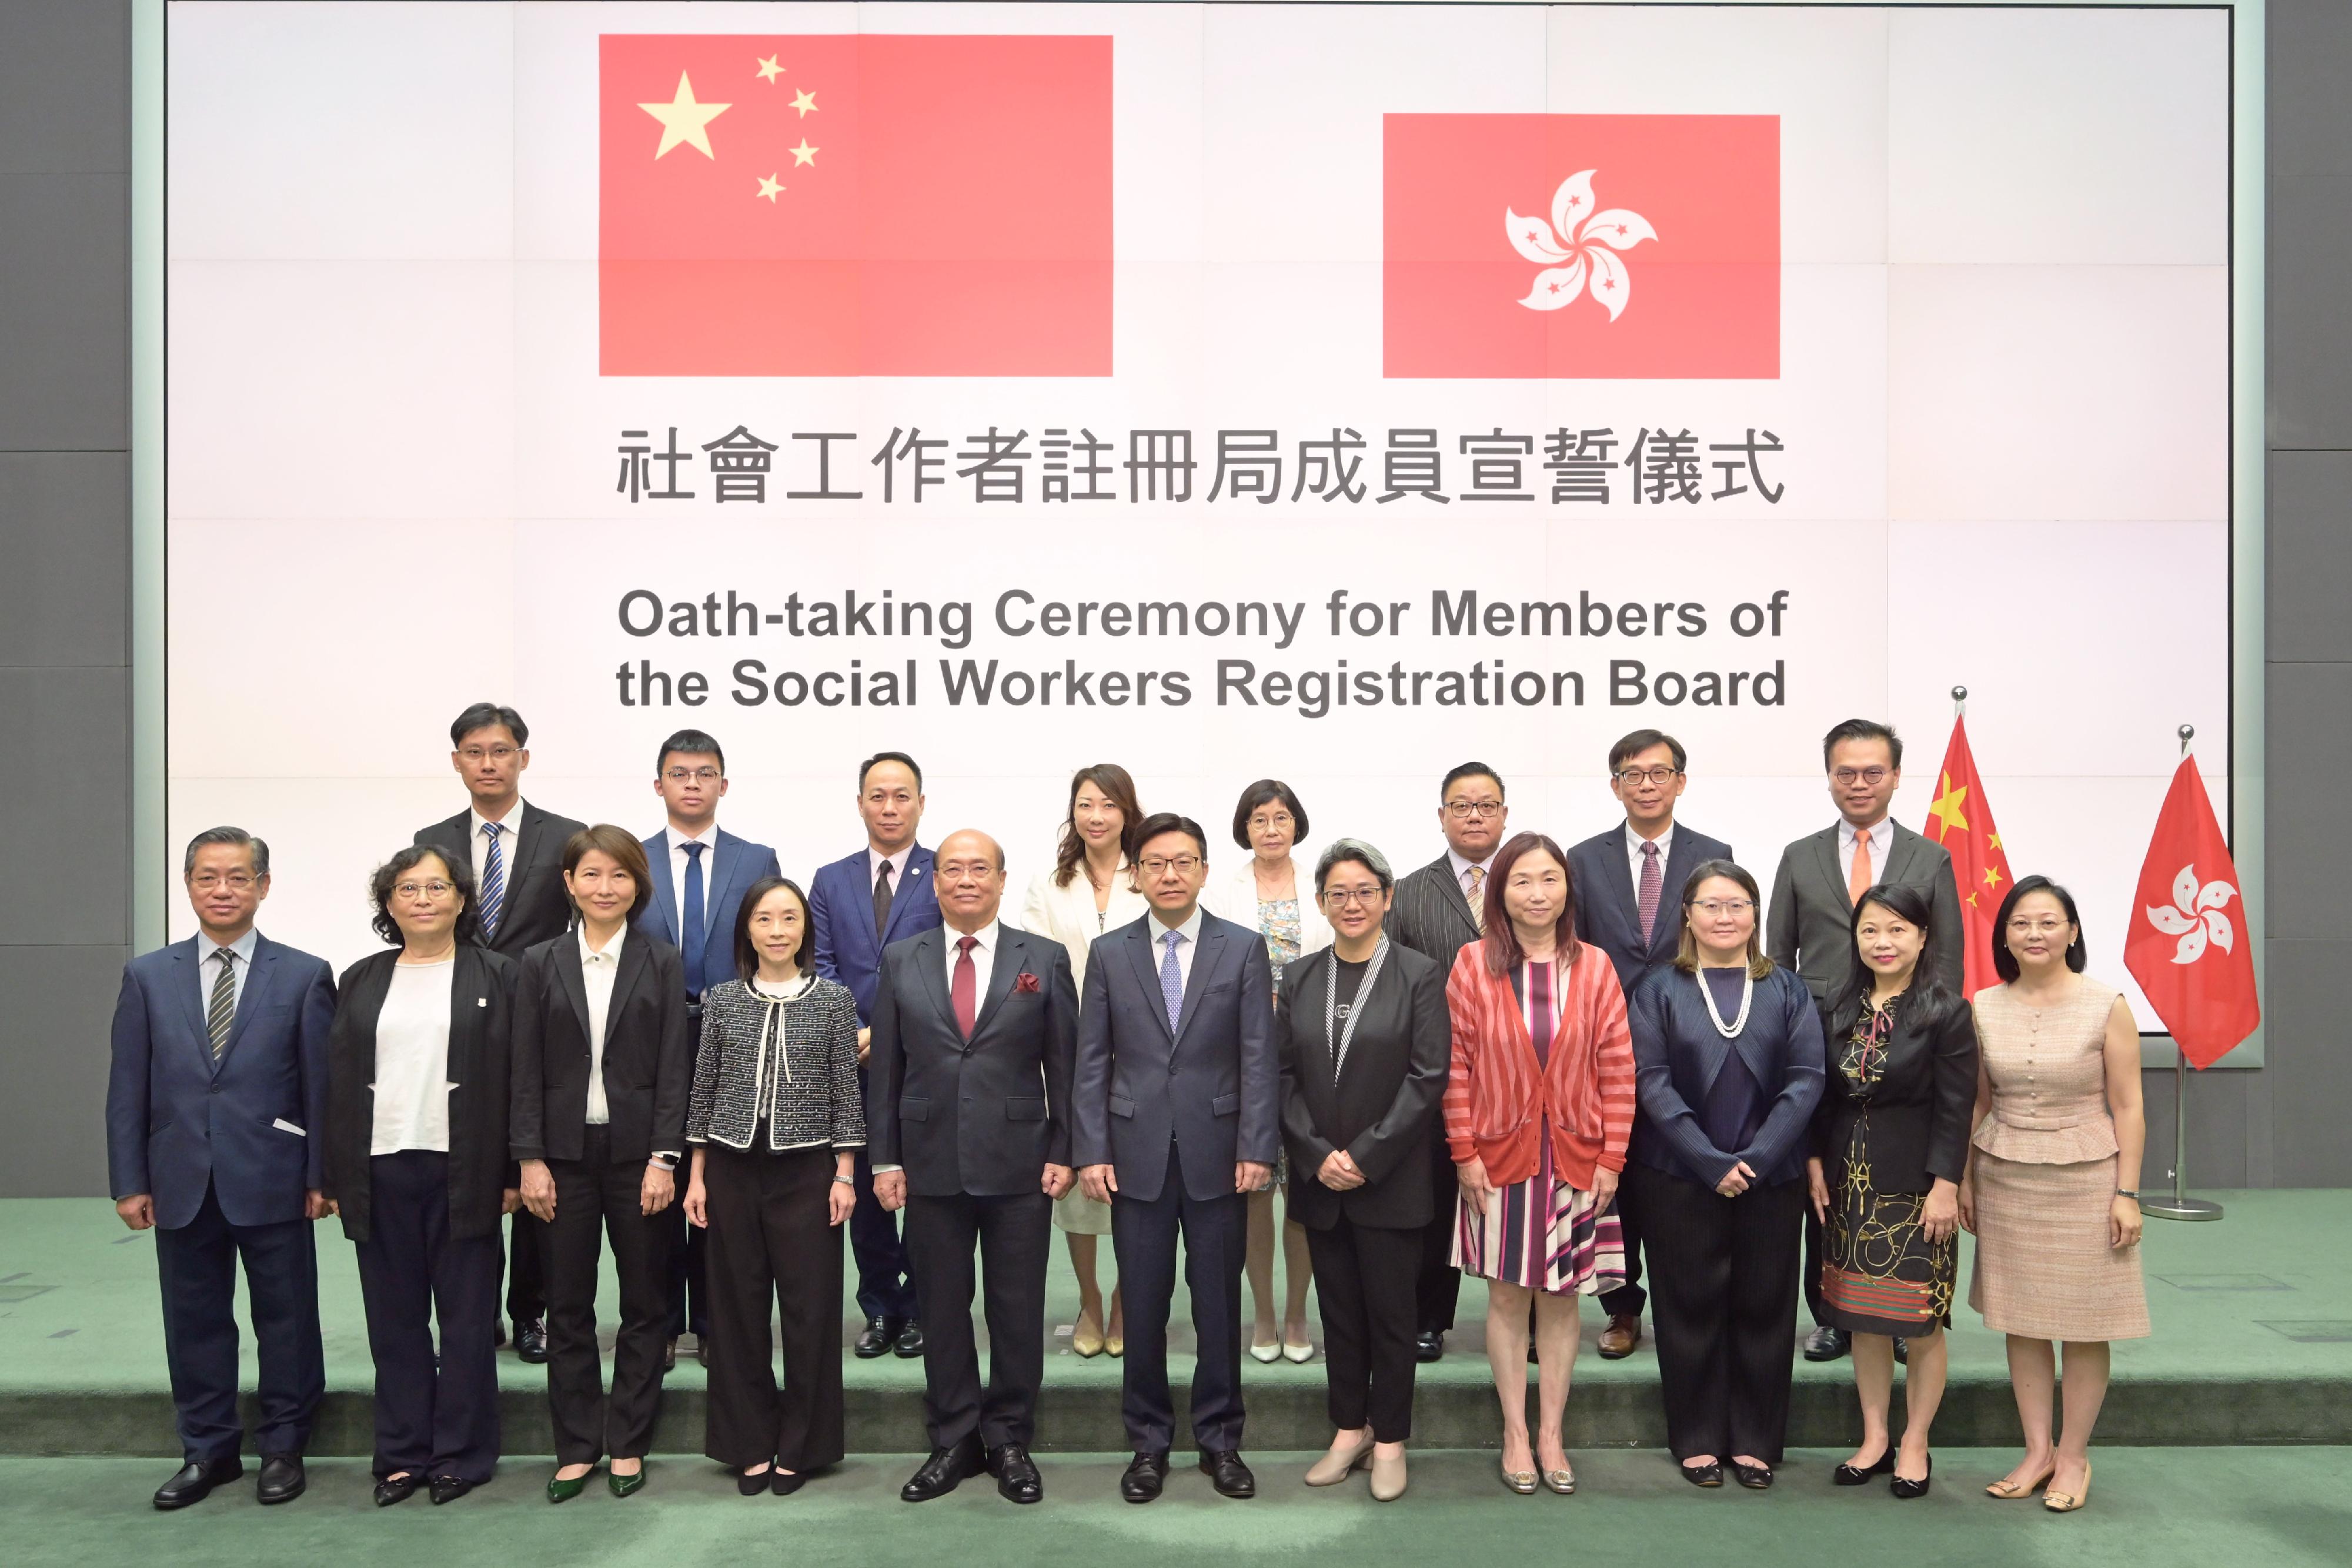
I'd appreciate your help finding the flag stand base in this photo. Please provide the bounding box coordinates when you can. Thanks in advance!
[2140,1195,2224,1222]
[2143,1045,2225,1222]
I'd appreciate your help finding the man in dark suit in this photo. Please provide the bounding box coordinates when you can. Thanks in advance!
[415,700,584,1363]
[1381,760,1508,1362]
[106,828,336,1510]
[870,829,1078,1506]
[1566,729,1734,1362]
[1073,812,1277,1504]
[1766,717,1964,1362]
[811,750,942,1359]
[634,727,781,1365]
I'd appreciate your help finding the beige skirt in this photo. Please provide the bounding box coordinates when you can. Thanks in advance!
[1967,1151,2150,1342]
[1054,1186,1112,1236]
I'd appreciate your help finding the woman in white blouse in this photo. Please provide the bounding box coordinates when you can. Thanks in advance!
[1017,763,1147,1358]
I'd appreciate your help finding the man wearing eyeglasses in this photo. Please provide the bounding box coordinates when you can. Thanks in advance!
[416,701,585,1365]
[1765,717,1962,1362]
[1383,761,1508,1363]
[1568,730,1733,1362]
[636,727,781,1367]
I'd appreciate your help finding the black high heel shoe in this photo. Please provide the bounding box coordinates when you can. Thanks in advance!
[1833,1448,1895,1486]
[1890,1455,1933,1500]
[737,1464,773,1497]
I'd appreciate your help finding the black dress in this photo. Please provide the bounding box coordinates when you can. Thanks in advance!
[1821,999,1956,1333]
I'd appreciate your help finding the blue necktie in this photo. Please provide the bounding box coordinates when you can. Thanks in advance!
[479,823,506,942]
[681,841,707,992]
[1160,930,1185,1034]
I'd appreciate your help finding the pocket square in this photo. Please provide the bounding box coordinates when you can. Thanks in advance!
[1014,971,1041,994]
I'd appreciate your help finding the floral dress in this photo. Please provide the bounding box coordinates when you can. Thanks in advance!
[1822,999,1956,1333]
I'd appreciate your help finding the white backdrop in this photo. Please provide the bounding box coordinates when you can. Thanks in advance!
[166,2,2233,1022]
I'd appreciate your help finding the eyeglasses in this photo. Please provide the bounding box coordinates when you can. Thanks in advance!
[664,767,721,784]
[1692,899,1755,917]
[1323,887,1385,907]
[1831,767,1889,786]
[1247,813,1295,834]
[2007,918,2070,937]
[458,746,518,764]
[1138,855,1202,877]
[393,880,457,900]
[1615,767,1682,786]
[190,873,258,892]
[1445,801,1505,819]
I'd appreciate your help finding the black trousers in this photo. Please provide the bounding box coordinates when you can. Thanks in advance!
[154,1180,323,1463]
[905,1189,1051,1450]
[665,1214,710,1339]
[352,1151,503,1483]
[1111,1138,1247,1454]
[1598,1196,1648,1319]
[1626,1164,1804,1464]
[1414,1138,1461,1334]
[1304,1212,1421,1443]
[1803,1206,1829,1326]
[506,1209,547,1327]
[544,1125,674,1463]
[848,1067,917,1321]
[701,1144,846,1472]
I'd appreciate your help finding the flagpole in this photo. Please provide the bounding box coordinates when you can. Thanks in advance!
[2140,724,2225,1223]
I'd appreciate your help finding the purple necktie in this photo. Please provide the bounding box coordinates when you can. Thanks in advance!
[1636,840,1662,945]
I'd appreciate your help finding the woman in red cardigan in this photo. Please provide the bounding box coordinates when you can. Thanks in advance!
[1445,831,1635,1496]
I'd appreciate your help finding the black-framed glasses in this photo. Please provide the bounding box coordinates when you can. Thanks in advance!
[664,767,721,784]
[1322,887,1385,907]
[1138,855,1201,876]
[1445,801,1504,819]
[1615,766,1682,786]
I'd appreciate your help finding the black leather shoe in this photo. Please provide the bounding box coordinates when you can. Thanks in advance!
[1892,1336,1909,1366]
[696,1338,711,1368]
[516,1318,550,1364]
[855,1316,896,1358]
[153,1456,242,1510]
[1198,1449,1256,1498]
[374,1473,421,1507]
[1803,1326,1850,1362]
[256,1455,306,1505]
[663,1338,679,1372]
[988,1443,1043,1505]
[1679,1460,1723,1487]
[900,1437,984,1502]
[1833,1448,1896,1486]
[771,1467,809,1496]
[1890,1455,1933,1500]
[1414,1331,1444,1363]
[1731,1460,1773,1490]
[894,1319,926,1358]
[429,1475,474,1505]
[1120,1451,1170,1503]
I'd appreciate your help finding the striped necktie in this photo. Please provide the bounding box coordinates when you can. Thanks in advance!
[479,821,506,941]
[206,947,236,1062]
[1465,864,1485,934]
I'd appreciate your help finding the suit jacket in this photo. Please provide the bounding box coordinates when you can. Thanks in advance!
[509,930,692,1166]
[634,825,783,1002]
[866,924,1078,1197]
[106,934,336,1229]
[1385,851,1482,974]
[1567,823,1735,998]
[322,944,517,1243]
[1765,821,1965,1004]
[416,801,586,959]
[1070,910,1278,1203]
[1277,944,1451,1232]
[1627,965,1823,1189]
[811,843,943,1025]
[1811,996,1979,1194]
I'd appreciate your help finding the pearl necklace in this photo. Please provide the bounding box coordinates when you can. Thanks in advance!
[1698,965,1755,1038]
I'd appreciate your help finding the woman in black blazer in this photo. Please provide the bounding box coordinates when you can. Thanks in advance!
[322,844,517,1507]
[1277,840,1450,1503]
[1808,880,1978,1499]
[511,825,691,1503]
[1623,860,1824,1490]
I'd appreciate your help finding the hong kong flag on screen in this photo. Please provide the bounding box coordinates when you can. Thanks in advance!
[1384,114,1778,379]
[600,34,1112,377]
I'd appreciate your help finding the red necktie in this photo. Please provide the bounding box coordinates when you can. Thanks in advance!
[952,934,978,1039]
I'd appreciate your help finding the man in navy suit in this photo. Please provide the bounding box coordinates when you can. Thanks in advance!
[810,751,940,1359]
[106,828,336,1510]
[1072,813,1277,1505]
[1566,730,1732,1363]
[634,727,781,1363]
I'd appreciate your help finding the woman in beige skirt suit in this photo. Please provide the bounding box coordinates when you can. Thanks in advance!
[1958,875,2148,1514]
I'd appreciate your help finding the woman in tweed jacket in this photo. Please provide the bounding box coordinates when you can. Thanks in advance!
[681,875,861,1496]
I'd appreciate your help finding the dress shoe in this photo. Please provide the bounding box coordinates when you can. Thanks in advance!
[1248,1339,1281,1365]
[429,1475,475,1505]
[547,1468,591,1505]
[1369,1448,1407,1502]
[1893,1336,1909,1366]
[1199,1449,1257,1498]
[1304,1433,1375,1486]
[374,1473,422,1507]
[153,1456,242,1510]
[1680,1460,1724,1487]
[663,1338,679,1372]
[1803,1325,1850,1362]
[1281,1338,1314,1364]
[609,1465,647,1499]
[2044,1460,2091,1513]
[516,1318,550,1364]
[856,1316,897,1358]
[1985,1462,2056,1499]
[1104,1327,1124,1358]
[1890,1455,1933,1500]
[771,1468,809,1496]
[1597,1314,1642,1359]
[737,1465,774,1497]
[1731,1460,1773,1490]
[256,1455,306,1505]
[894,1319,927,1358]
[1071,1318,1106,1358]
[988,1443,1043,1504]
[1414,1330,1445,1363]
[1542,1462,1576,1495]
[1833,1447,1895,1486]
[1499,1458,1538,1495]
[900,1437,984,1502]
[1120,1451,1169,1503]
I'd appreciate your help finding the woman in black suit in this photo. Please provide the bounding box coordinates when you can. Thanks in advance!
[1623,860,1824,1490]
[322,845,517,1507]
[1808,880,1977,1499]
[1277,839,1450,1503]
[512,825,692,1503]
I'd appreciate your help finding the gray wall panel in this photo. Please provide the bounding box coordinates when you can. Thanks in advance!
[0,172,128,452]
[2263,939,2352,1185]
[0,0,129,175]
[2264,660,2352,936]
[0,944,131,1197]
[2270,0,2352,179]
[0,452,129,667]
[0,667,130,946]
[2266,452,2352,663]
[2265,174,2352,450]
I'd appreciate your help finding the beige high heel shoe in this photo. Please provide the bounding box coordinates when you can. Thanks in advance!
[1369,1448,1407,1502]
[1985,1462,2054,1499]
[2044,1462,2092,1513]
[1071,1316,1105,1359]
[1304,1434,1375,1486]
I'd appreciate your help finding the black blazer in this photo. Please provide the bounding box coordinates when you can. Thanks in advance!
[1628,965,1823,1189]
[1810,995,1978,1194]
[1277,944,1450,1232]
[866,924,1078,1198]
[322,944,517,1243]
[1566,823,1735,998]
[415,801,586,959]
[509,930,691,1166]
[1384,852,1481,972]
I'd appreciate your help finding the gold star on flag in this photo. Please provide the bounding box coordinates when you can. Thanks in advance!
[1927,771,1970,838]
[640,72,730,159]
[756,173,784,202]
[790,138,819,166]
[755,55,784,85]
[1987,831,2002,852]
[1983,865,2005,892]
[790,88,818,117]
[1966,891,1980,908]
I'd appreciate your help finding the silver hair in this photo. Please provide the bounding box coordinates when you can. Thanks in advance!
[1314,837,1394,896]
[182,825,270,880]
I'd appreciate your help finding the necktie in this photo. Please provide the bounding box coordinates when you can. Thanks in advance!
[873,858,895,942]
[951,934,978,1039]
[1465,864,1486,934]
[1847,827,1875,907]
[478,821,506,942]
[680,841,707,989]
[1160,930,1185,1034]
[1636,840,1663,944]
[206,948,236,1062]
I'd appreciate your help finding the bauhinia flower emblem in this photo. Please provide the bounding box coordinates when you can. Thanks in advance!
[2146,864,2239,965]
[1506,170,1657,321]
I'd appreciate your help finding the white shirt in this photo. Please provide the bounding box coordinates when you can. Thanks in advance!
[580,925,623,1126]
[1446,848,1497,908]
[199,927,259,1016]
[667,824,719,937]
[1625,821,1677,884]
[371,957,455,1155]
[943,920,1001,999]
[1147,904,1206,994]
[1839,816,1895,891]
[469,803,523,887]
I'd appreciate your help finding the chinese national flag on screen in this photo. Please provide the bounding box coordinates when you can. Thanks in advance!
[1922,716,2016,999]
[2124,759,2260,1068]
[1383,114,1778,379]
[600,34,1112,377]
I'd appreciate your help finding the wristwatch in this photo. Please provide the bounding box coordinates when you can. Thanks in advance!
[2115,1188,2140,1199]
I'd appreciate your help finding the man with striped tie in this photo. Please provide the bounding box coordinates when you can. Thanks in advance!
[416,701,584,1363]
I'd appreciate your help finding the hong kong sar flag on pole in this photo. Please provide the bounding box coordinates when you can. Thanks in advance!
[2124,758,2260,1068]
[600,34,1112,376]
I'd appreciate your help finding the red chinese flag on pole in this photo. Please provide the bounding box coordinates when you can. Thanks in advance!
[600,34,1112,377]
[1922,715,2015,999]
[2123,758,2260,1068]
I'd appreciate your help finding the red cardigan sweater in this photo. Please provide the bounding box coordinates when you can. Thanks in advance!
[1442,944,1634,1190]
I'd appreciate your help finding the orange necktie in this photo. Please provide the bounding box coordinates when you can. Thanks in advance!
[1847,828,1874,907]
